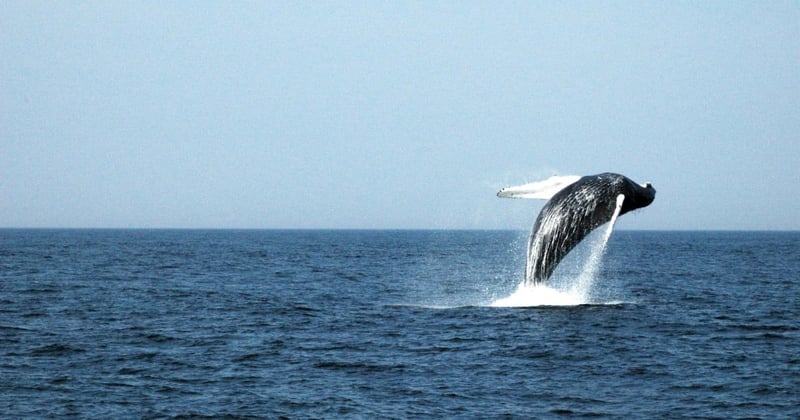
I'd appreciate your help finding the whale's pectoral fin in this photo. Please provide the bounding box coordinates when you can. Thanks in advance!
[497,175,581,200]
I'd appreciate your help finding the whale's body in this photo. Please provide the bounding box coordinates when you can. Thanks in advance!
[499,173,655,284]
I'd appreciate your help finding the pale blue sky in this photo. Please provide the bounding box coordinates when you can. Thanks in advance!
[2,2,798,230]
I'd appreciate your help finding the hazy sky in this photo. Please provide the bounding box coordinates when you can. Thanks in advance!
[2,2,798,230]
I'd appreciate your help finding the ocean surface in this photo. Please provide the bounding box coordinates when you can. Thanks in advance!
[1,229,798,418]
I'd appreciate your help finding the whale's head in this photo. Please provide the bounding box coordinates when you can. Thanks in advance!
[616,176,655,215]
[633,181,656,209]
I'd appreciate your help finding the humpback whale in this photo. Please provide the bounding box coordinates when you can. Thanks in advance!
[498,173,655,284]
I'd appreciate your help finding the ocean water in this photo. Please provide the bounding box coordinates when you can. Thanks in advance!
[1,229,798,418]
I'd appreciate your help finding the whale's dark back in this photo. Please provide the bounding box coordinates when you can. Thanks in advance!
[526,173,655,284]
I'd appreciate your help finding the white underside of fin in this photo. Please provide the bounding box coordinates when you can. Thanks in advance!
[497,175,581,200]
[602,194,626,244]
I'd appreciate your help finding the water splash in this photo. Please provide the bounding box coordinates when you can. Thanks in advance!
[490,283,584,307]
[491,194,625,307]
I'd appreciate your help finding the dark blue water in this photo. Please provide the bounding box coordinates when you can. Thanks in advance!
[1,229,798,418]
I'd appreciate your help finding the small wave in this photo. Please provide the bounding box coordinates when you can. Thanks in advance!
[29,343,85,356]
[385,303,474,310]
[0,325,34,332]
[313,360,406,373]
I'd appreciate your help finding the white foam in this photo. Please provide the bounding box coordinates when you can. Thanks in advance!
[490,283,586,307]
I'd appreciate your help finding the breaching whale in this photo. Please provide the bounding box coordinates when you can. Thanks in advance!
[498,173,655,284]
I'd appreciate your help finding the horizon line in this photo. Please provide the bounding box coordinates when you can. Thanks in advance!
[1,227,798,233]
